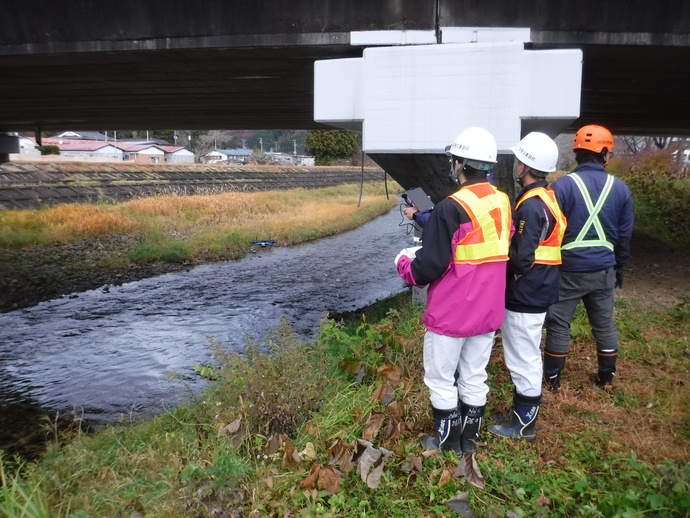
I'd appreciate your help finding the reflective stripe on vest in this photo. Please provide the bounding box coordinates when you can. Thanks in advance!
[515,187,567,265]
[449,182,511,264]
[561,173,615,251]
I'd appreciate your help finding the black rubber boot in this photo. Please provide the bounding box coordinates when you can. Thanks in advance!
[593,348,617,390]
[543,351,566,392]
[419,406,462,454]
[459,402,485,454]
[590,371,615,391]
[487,392,541,442]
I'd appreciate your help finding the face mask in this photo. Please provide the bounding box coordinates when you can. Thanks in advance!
[513,159,525,185]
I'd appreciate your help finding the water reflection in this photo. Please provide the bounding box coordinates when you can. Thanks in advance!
[0,207,412,457]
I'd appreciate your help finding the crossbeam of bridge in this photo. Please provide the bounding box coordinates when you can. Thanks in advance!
[1,0,689,137]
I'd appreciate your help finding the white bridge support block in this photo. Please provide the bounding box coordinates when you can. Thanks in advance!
[314,34,583,154]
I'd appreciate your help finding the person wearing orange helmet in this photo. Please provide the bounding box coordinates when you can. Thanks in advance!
[543,124,634,392]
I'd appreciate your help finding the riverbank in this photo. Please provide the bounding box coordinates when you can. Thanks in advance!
[2,164,690,516]
[2,262,689,517]
[0,162,386,209]
[0,182,400,312]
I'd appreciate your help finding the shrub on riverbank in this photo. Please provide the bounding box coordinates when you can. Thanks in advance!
[2,292,689,517]
[608,152,690,254]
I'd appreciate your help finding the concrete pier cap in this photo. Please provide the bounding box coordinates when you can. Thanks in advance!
[314,27,582,201]
[0,133,20,164]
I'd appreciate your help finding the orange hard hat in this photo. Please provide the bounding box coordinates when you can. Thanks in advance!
[573,125,614,153]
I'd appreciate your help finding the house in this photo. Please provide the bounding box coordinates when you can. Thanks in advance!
[18,137,40,155]
[672,148,690,166]
[32,138,124,160]
[117,143,165,164]
[264,151,315,166]
[58,140,123,160]
[294,155,315,166]
[159,146,195,163]
[10,134,196,164]
[51,130,109,141]
[265,151,294,165]
[202,149,253,164]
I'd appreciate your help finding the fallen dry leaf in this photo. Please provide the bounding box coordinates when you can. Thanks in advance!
[339,357,364,375]
[356,443,382,484]
[299,442,317,461]
[536,494,551,506]
[298,463,345,494]
[282,438,299,468]
[218,418,242,436]
[445,491,478,518]
[299,464,321,490]
[317,465,345,494]
[377,363,402,385]
[361,412,386,442]
[352,439,394,489]
[372,382,391,402]
[327,438,347,464]
[438,468,453,487]
[384,416,402,443]
[387,400,402,420]
[218,417,244,448]
[265,434,288,455]
[455,452,485,490]
[304,421,320,436]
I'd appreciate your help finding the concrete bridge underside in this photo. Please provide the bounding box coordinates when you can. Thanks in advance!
[1,1,688,199]
[1,0,688,136]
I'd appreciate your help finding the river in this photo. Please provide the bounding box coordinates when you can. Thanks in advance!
[0,206,415,458]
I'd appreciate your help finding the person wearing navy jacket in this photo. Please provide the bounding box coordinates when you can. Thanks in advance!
[488,132,566,442]
[543,125,634,392]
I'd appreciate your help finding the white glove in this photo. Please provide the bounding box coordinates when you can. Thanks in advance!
[394,246,422,266]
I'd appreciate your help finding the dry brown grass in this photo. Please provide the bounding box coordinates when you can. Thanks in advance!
[489,330,690,466]
[0,183,397,249]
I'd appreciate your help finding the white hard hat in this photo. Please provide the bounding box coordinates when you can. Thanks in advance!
[510,132,558,174]
[446,127,497,170]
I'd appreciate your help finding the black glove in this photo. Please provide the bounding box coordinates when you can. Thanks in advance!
[615,268,624,289]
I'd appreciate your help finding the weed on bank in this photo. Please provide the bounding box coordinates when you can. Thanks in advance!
[0,183,398,265]
[2,292,689,517]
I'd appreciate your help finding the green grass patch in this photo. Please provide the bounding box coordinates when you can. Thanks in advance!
[2,292,689,517]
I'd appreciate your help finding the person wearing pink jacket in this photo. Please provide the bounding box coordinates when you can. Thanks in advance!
[395,127,512,455]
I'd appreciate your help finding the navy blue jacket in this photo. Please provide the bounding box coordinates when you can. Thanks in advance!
[506,180,560,313]
[551,163,634,272]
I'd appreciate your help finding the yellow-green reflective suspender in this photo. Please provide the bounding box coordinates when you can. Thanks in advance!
[561,173,615,251]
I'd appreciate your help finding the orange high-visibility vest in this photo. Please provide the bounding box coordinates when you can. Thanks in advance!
[515,187,567,265]
[448,182,512,265]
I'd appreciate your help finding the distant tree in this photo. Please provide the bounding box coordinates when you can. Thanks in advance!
[150,130,175,144]
[37,145,60,156]
[247,130,282,153]
[306,130,358,165]
[621,135,674,155]
[276,130,308,155]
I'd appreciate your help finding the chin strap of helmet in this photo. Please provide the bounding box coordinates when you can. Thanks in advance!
[449,157,467,185]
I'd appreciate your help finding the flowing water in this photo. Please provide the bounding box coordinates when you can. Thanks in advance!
[0,207,416,457]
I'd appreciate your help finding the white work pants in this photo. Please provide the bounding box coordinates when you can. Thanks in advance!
[423,330,495,409]
[501,309,546,397]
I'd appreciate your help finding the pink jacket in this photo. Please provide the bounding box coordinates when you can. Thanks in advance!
[396,184,510,337]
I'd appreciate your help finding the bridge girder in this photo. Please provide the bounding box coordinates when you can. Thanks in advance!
[1,0,689,136]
